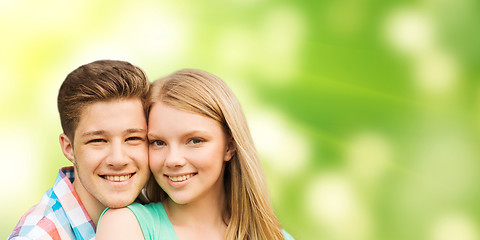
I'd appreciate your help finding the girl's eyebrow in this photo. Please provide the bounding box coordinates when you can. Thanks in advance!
[147,130,211,139]
[183,130,210,137]
[147,133,161,139]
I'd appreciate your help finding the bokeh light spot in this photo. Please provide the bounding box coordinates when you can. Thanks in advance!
[415,131,476,201]
[250,109,310,176]
[413,50,459,94]
[429,212,478,240]
[307,174,372,240]
[309,174,355,224]
[346,131,393,184]
[384,8,435,55]
[216,27,253,70]
[0,64,16,101]
[0,127,36,195]
[130,5,189,59]
[259,5,305,84]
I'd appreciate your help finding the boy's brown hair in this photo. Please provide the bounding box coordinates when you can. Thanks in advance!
[57,60,149,140]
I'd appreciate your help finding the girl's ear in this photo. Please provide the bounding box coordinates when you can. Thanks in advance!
[59,133,75,164]
[224,138,236,162]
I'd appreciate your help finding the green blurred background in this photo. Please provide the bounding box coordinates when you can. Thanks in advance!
[1,0,480,239]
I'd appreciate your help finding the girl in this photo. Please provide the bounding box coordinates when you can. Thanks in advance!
[97,69,293,239]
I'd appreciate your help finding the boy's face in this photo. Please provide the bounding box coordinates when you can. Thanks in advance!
[61,99,149,210]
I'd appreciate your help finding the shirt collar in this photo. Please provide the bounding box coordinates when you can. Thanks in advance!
[53,166,96,237]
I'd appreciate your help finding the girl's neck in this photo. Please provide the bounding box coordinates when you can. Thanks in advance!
[163,192,229,240]
[164,191,228,227]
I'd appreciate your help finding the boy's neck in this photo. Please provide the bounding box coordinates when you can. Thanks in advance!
[72,179,106,226]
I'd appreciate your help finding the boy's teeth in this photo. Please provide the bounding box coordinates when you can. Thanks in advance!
[104,174,132,182]
[169,174,194,182]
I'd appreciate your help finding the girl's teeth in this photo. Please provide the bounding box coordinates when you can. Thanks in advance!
[169,174,194,182]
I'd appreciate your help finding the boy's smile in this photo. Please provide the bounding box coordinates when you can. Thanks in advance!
[61,99,149,216]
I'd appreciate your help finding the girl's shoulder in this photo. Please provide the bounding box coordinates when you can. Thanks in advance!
[127,201,166,218]
[96,207,143,240]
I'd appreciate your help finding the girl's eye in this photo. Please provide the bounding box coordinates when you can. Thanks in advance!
[150,140,165,146]
[188,138,204,145]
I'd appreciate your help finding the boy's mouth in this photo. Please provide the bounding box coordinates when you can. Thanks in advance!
[101,173,134,182]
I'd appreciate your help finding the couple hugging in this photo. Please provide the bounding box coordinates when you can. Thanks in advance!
[8,60,293,240]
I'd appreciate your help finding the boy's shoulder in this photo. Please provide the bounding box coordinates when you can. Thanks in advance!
[8,188,69,239]
[8,167,95,240]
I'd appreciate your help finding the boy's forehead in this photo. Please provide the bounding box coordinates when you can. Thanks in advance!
[78,98,144,116]
[75,98,146,134]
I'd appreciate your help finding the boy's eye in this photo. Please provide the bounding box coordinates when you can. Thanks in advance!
[150,140,165,146]
[87,139,106,144]
[126,136,143,141]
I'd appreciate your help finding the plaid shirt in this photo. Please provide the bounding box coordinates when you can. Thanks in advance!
[8,167,96,240]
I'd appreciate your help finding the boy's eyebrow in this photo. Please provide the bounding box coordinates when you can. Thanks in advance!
[126,128,147,134]
[81,128,146,138]
[81,130,105,137]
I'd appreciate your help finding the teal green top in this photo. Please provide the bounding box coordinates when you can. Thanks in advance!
[101,202,294,240]
[127,202,178,240]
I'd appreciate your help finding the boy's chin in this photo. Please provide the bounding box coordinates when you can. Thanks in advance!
[104,197,137,209]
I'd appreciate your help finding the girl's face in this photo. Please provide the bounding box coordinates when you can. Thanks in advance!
[148,102,235,205]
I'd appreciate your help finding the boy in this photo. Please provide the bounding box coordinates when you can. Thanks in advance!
[9,60,151,239]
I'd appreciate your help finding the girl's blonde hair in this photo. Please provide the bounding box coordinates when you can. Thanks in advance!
[145,69,285,239]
